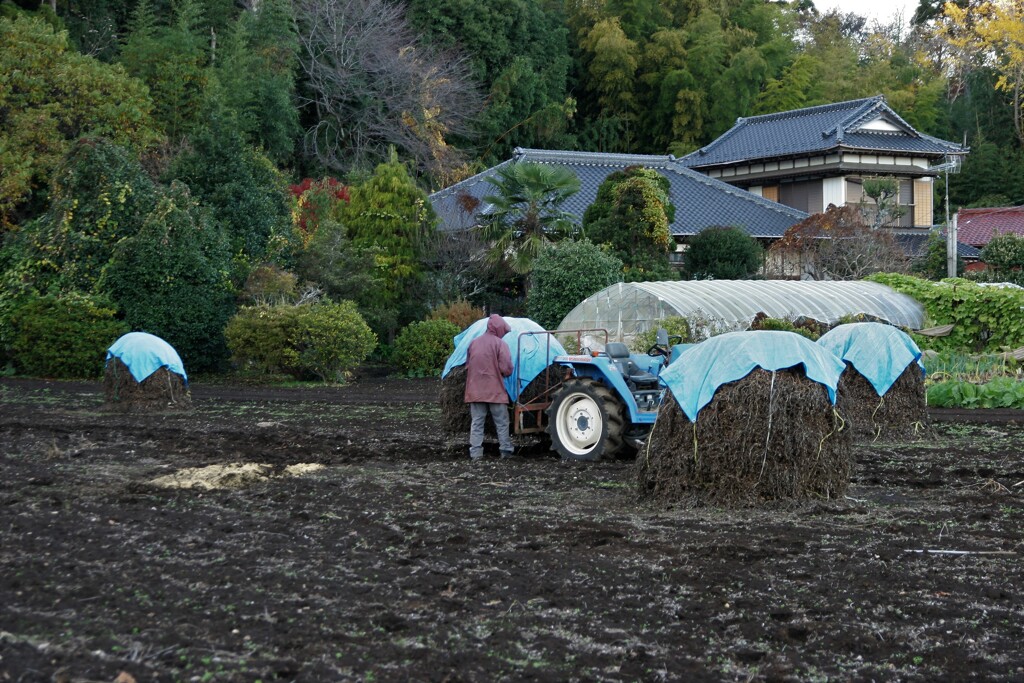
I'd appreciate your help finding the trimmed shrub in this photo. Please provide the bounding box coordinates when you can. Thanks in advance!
[428,300,485,332]
[527,239,623,330]
[297,300,377,382]
[684,226,764,280]
[393,319,460,377]
[224,304,304,376]
[225,300,376,382]
[9,293,129,378]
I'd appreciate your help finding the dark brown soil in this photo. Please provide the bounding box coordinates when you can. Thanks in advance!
[2,375,1023,682]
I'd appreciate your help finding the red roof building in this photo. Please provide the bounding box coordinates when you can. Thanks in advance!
[957,206,1024,247]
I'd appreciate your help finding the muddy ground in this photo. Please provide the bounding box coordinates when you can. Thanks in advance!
[1,375,1022,682]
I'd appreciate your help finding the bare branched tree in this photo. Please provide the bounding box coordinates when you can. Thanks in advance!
[295,0,482,180]
[769,205,911,280]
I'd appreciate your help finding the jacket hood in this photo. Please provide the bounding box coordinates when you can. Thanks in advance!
[486,314,511,338]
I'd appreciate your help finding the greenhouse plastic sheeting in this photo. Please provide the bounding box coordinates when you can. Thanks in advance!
[817,323,924,397]
[441,317,566,401]
[557,280,925,343]
[659,331,846,421]
[106,332,187,384]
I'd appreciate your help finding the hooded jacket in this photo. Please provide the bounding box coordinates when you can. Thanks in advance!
[464,314,514,404]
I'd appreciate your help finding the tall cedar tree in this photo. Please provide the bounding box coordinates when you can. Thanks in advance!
[340,149,437,336]
[583,167,674,282]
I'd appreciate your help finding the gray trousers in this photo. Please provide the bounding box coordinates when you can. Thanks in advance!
[468,402,513,458]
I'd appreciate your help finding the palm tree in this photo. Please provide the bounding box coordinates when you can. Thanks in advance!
[481,161,581,277]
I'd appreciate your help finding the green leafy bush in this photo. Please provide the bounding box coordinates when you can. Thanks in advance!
[630,316,694,353]
[927,377,1024,408]
[868,273,1024,353]
[297,300,377,382]
[392,319,460,377]
[224,304,303,376]
[102,182,235,372]
[527,240,623,330]
[225,300,376,382]
[8,293,128,378]
[684,226,764,280]
[749,316,820,340]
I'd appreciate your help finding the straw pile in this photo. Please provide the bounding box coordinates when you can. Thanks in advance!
[636,368,852,506]
[837,363,928,440]
[439,363,564,433]
[103,358,191,412]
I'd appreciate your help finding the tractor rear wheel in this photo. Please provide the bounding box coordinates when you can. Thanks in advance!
[547,379,625,461]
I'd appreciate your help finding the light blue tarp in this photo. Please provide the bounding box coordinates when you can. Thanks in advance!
[817,322,924,397]
[106,332,187,384]
[660,331,847,421]
[441,317,566,401]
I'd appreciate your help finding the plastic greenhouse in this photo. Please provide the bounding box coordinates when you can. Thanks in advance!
[557,280,925,343]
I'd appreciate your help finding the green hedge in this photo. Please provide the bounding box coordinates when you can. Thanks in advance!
[225,300,376,382]
[392,319,460,377]
[9,293,129,378]
[868,273,1024,353]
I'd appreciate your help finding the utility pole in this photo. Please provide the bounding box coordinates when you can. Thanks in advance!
[947,211,959,278]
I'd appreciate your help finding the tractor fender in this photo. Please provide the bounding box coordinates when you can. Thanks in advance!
[554,356,642,422]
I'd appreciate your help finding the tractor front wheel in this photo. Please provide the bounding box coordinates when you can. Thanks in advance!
[547,379,624,461]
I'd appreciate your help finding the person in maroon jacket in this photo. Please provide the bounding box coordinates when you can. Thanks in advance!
[464,314,515,460]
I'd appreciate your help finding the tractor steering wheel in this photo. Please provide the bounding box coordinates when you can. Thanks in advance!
[647,344,669,358]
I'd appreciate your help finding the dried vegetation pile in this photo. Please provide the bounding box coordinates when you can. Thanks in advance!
[838,363,929,440]
[103,358,191,412]
[636,368,852,506]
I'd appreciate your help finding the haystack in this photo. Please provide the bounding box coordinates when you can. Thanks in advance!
[817,323,928,440]
[637,368,852,506]
[438,363,564,433]
[836,363,928,440]
[104,357,191,411]
[439,364,474,433]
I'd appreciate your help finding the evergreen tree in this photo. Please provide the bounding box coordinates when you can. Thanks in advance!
[214,0,300,165]
[120,0,208,141]
[480,161,581,278]
[583,167,675,281]
[0,13,159,226]
[168,105,292,273]
[101,181,234,371]
[17,139,158,294]
[683,226,764,280]
[340,149,438,336]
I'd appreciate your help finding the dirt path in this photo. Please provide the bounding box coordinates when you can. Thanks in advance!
[1,377,1023,682]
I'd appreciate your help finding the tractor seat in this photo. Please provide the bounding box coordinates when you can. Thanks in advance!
[605,342,659,385]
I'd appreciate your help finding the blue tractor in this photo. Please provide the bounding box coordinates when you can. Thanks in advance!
[513,329,686,461]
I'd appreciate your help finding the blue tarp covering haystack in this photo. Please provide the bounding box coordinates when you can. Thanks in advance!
[817,322,924,397]
[817,323,928,438]
[106,332,187,384]
[639,330,852,505]
[442,317,566,402]
[658,330,846,422]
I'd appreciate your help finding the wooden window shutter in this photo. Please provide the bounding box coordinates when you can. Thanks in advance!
[913,179,933,226]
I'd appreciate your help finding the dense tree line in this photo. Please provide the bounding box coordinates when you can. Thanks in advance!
[1,0,1022,378]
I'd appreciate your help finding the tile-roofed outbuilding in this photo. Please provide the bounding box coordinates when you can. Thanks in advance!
[429,148,809,239]
[679,96,965,170]
[956,206,1024,247]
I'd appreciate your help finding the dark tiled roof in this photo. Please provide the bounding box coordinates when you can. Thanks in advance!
[956,206,1024,247]
[680,96,964,169]
[429,149,808,239]
[893,230,981,259]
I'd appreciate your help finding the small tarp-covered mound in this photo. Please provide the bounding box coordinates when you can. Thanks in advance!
[439,317,567,433]
[104,332,190,411]
[817,323,928,439]
[637,331,852,506]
